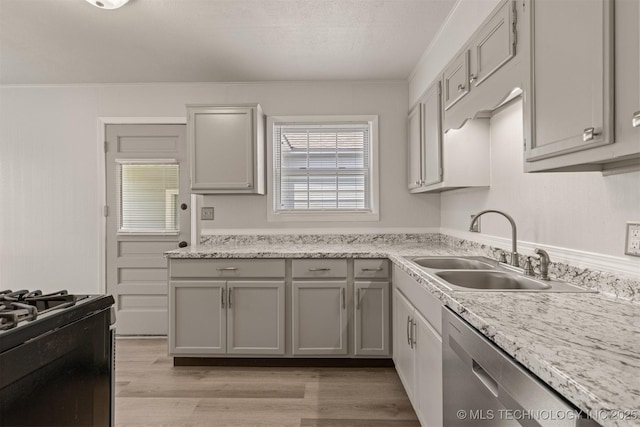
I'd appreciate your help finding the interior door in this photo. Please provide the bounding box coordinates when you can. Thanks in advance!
[106,124,190,335]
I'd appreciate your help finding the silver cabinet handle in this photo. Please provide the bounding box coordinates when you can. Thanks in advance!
[217,267,238,271]
[457,83,466,92]
[406,316,411,346]
[341,288,345,309]
[308,268,330,272]
[583,127,599,142]
[361,268,383,272]
[228,288,232,308]
[469,74,477,83]
[356,288,361,309]
[633,111,640,128]
[410,320,416,349]
[221,288,225,308]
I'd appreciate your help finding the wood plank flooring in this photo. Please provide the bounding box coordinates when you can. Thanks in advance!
[115,338,420,427]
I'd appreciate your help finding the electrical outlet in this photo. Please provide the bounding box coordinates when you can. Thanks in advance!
[625,221,640,256]
[201,207,214,221]
[470,215,480,232]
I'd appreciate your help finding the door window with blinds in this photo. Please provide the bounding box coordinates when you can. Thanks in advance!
[116,161,180,233]
[268,116,379,222]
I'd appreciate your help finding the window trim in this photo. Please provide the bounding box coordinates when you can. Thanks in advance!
[267,115,379,222]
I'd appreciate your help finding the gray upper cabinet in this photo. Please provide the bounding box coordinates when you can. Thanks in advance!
[521,0,640,173]
[187,104,265,194]
[443,0,522,131]
[408,81,443,192]
[443,50,470,111]
[470,0,516,88]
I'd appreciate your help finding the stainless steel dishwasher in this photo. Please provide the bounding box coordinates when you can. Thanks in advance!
[442,308,599,427]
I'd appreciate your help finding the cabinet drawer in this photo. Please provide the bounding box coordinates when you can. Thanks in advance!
[170,259,285,278]
[354,259,390,279]
[292,259,347,279]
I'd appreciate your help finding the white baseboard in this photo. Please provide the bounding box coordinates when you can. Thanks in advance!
[441,227,640,280]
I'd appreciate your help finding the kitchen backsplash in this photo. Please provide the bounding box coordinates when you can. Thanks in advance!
[199,232,640,302]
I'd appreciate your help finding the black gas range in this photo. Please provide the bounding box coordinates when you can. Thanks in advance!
[0,289,115,426]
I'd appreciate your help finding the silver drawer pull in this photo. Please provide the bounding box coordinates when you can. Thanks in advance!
[633,111,640,128]
[583,127,599,142]
[308,268,330,272]
[361,268,383,272]
[217,267,238,271]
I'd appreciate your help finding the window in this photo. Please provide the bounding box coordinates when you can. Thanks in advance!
[116,161,180,233]
[268,116,379,222]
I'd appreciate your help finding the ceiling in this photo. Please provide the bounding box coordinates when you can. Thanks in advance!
[0,0,457,85]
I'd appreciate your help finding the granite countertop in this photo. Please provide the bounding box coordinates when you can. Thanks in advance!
[167,240,640,427]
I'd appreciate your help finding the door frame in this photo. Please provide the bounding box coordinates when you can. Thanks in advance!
[97,117,197,294]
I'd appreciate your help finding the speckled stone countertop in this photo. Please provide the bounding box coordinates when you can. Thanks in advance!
[167,236,640,427]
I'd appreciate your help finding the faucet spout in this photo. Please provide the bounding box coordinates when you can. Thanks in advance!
[469,209,519,267]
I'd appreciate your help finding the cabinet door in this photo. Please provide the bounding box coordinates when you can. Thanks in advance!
[413,311,443,427]
[169,281,226,355]
[354,281,390,356]
[189,106,256,192]
[443,50,470,110]
[525,0,614,162]
[292,281,348,355]
[392,288,415,400]
[227,281,286,355]
[407,102,424,190]
[471,0,516,87]
[422,81,443,186]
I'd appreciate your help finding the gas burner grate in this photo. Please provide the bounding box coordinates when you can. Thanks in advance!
[0,289,84,330]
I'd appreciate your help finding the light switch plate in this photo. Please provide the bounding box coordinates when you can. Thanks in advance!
[625,221,640,257]
[201,207,214,221]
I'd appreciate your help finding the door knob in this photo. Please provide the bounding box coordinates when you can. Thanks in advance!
[178,241,188,248]
[180,203,188,210]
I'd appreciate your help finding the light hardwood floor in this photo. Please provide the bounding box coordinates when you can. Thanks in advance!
[115,338,420,427]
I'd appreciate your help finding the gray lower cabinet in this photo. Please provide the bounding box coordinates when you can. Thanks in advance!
[170,281,226,355]
[169,280,285,356]
[292,281,348,355]
[393,266,443,427]
[168,258,391,358]
[354,281,390,356]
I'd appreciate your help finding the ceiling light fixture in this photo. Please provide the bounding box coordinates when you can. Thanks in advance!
[85,0,130,10]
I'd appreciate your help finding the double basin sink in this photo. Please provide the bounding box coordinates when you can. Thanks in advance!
[405,256,593,293]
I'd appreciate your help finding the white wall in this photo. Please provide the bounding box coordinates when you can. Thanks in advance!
[0,82,440,294]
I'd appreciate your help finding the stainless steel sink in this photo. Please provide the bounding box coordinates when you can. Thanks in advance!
[435,270,551,290]
[410,257,495,270]
[403,255,595,293]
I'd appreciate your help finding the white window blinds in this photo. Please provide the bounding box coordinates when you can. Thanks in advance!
[117,162,179,232]
[273,123,372,212]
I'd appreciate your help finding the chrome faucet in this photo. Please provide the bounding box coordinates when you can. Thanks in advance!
[534,248,551,280]
[469,210,519,267]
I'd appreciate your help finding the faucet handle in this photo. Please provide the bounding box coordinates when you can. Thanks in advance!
[523,257,535,276]
[497,251,508,263]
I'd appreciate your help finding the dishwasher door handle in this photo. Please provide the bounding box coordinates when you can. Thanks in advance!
[472,360,499,397]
